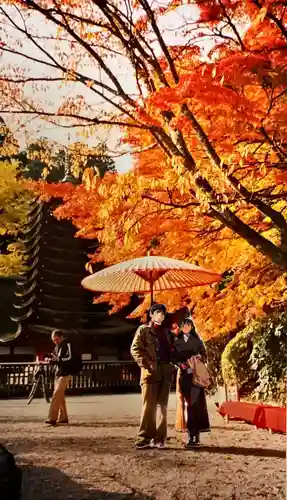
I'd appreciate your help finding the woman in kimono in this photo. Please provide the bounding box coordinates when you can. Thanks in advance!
[172,317,210,447]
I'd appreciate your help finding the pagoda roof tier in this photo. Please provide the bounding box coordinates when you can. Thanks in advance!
[39,292,83,302]
[47,223,76,235]
[40,270,83,287]
[13,295,36,310]
[22,213,43,235]
[37,295,83,309]
[40,267,86,277]
[28,322,135,336]
[23,201,41,222]
[23,234,41,252]
[26,199,41,211]
[41,255,86,271]
[42,245,86,257]
[26,203,43,220]
[16,270,38,287]
[34,307,109,317]
[39,281,81,292]
[41,244,86,256]
[15,281,37,298]
[25,245,40,263]
[0,323,22,343]
[18,257,39,274]
[10,307,33,322]
[43,233,86,248]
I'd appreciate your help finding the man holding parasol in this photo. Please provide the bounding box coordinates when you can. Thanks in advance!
[131,303,173,449]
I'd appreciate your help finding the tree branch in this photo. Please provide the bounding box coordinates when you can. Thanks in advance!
[218,0,245,51]
[209,206,287,269]
[181,103,287,240]
[21,0,137,109]
[138,0,180,84]
[0,109,150,129]
[251,0,287,41]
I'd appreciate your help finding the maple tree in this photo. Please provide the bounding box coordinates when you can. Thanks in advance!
[0,0,286,265]
[0,0,286,336]
[35,165,287,338]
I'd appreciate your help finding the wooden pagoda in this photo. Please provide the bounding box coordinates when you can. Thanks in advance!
[0,196,138,362]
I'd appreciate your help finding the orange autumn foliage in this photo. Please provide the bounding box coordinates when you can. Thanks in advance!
[35,155,287,340]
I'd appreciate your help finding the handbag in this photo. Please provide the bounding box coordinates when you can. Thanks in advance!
[188,356,211,388]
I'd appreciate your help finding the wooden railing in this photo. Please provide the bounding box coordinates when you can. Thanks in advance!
[0,361,142,398]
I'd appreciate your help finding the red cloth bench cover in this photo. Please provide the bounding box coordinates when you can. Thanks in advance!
[218,401,286,433]
[263,406,286,434]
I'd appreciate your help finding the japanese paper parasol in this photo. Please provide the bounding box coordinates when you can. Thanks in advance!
[81,255,221,304]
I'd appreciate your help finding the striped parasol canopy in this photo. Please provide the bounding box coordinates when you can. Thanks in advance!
[82,256,221,303]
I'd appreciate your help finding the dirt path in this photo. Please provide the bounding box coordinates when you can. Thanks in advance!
[0,394,285,500]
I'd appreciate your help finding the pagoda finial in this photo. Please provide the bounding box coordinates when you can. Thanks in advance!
[61,133,77,184]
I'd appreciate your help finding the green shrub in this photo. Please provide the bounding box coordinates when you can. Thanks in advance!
[221,311,287,405]
[250,311,287,405]
[221,325,254,387]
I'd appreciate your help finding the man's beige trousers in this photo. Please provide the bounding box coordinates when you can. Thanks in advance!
[48,375,71,422]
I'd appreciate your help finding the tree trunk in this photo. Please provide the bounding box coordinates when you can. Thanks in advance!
[209,206,287,270]
[176,156,287,270]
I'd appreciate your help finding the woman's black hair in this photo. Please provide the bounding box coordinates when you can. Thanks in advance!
[179,316,201,339]
[180,316,193,327]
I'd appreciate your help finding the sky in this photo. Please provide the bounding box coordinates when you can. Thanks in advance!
[0,2,214,173]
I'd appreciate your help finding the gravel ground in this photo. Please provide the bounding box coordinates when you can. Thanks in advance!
[0,394,285,500]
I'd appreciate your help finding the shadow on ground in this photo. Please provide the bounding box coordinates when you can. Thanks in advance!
[21,465,153,500]
[6,433,286,460]
[183,445,286,459]
[7,436,134,456]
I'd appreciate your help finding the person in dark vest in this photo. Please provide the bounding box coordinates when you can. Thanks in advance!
[45,329,82,426]
[172,316,210,447]
[131,303,174,449]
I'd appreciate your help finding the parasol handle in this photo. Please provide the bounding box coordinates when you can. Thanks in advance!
[150,280,154,306]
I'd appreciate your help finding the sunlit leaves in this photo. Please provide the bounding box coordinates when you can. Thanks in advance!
[1,0,286,334]
[0,160,34,276]
[0,161,33,234]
